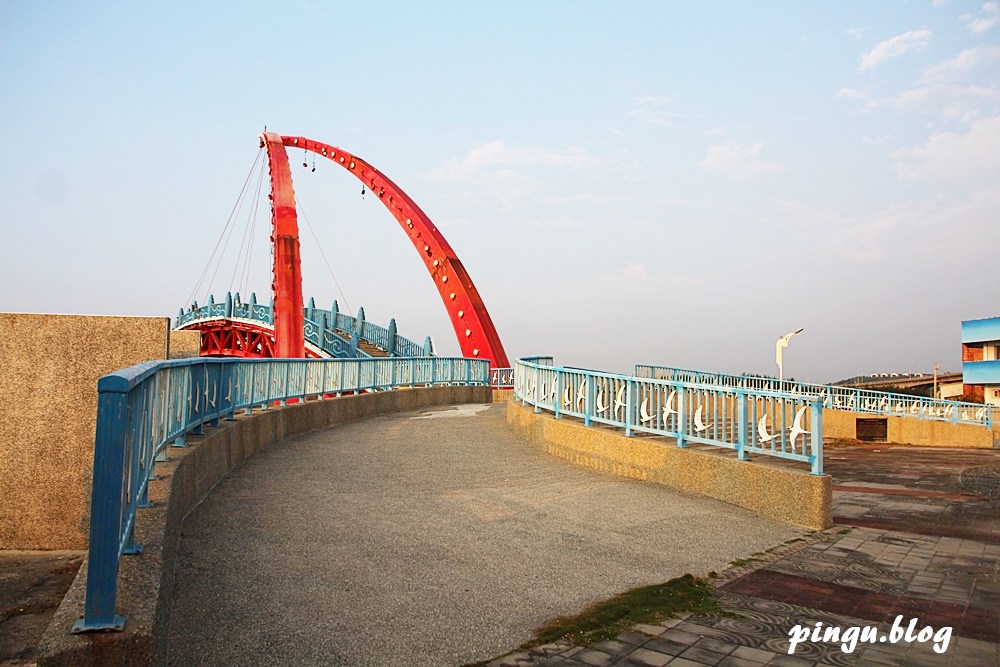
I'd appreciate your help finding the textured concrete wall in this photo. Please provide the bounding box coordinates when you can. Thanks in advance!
[822,408,995,447]
[491,389,514,403]
[167,330,201,359]
[38,385,490,666]
[0,313,170,549]
[506,400,832,531]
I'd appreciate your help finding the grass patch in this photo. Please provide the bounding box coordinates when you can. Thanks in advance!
[532,574,717,647]
[462,575,718,667]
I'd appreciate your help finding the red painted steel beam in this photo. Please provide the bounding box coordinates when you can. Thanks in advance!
[259,132,306,358]
[185,320,328,359]
[278,135,509,368]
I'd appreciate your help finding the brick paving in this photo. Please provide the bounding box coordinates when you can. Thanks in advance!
[486,445,1000,667]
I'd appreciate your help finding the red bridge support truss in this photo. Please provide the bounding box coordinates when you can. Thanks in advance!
[260,132,509,368]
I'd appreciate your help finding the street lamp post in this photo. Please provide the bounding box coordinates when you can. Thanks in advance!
[776,328,804,382]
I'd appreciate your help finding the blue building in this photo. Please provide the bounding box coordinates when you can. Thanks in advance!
[962,316,1000,405]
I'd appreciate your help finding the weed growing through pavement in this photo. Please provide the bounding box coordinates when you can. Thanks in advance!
[535,574,718,646]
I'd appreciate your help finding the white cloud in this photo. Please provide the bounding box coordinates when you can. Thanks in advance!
[836,87,869,101]
[541,192,632,206]
[892,115,1000,182]
[921,45,1000,82]
[962,2,999,34]
[859,30,932,71]
[700,143,785,177]
[846,27,866,40]
[521,216,579,229]
[764,191,1000,263]
[839,82,1000,124]
[421,139,597,209]
[629,96,679,127]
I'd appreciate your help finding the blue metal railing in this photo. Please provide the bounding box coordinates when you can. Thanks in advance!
[73,356,489,633]
[175,292,431,359]
[491,367,514,389]
[635,364,995,428]
[515,357,824,475]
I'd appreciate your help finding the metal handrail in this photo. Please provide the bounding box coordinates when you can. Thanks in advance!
[490,367,514,388]
[635,364,994,428]
[516,356,824,475]
[73,356,489,633]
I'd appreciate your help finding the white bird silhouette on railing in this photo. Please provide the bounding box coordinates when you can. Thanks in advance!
[595,386,609,413]
[789,405,810,453]
[640,397,654,423]
[577,381,587,409]
[563,385,572,408]
[694,405,709,432]
[662,390,677,422]
[614,386,626,420]
[758,414,777,443]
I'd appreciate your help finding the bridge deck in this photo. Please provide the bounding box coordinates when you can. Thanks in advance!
[166,404,799,666]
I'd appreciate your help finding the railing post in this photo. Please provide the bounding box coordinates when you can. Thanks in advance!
[676,385,687,448]
[584,374,592,426]
[625,378,634,437]
[278,363,287,406]
[737,390,748,461]
[72,387,128,633]
[811,399,824,475]
[533,365,540,414]
[554,370,562,420]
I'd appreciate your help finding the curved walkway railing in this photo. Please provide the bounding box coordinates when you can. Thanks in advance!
[73,356,489,633]
[176,292,432,358]
[490,367,514,389]
[515,356,823,475]
[635,364,995,428]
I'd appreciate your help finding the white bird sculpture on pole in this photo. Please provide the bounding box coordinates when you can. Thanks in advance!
[775,328,804,381]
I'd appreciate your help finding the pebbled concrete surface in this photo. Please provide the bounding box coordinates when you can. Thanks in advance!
[166,403,801,666]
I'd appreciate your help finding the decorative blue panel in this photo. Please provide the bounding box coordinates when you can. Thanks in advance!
[962,316,1000,344]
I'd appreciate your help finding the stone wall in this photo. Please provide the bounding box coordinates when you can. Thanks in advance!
[167,330,201,359]
[0,313,170,549]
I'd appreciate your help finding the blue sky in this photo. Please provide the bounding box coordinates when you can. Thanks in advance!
[2,1,998,382]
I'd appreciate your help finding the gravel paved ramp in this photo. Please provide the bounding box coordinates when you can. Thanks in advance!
[167,403,801,666]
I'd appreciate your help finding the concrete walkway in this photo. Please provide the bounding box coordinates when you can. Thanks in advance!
[166,404,801,666]
[492,444,1000,666]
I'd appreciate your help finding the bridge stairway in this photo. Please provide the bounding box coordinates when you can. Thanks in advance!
[334,329,390,358]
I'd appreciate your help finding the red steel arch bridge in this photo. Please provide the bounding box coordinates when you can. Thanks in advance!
[174,132,511,385]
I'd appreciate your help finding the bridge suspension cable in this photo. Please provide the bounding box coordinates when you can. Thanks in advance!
[230,155,268,299]
[296,198,353,315]
[185,148,265,307]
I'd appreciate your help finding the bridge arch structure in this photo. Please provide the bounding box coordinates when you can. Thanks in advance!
[176,132,508,368]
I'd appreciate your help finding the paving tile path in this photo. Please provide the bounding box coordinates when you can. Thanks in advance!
[494,444,1000,667]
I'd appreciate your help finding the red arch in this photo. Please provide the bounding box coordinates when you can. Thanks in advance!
[260,132,305,357]
[269,134,509,368]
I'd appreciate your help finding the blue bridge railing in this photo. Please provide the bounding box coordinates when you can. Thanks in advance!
[73,356,489,633]
[635,364,995,428]
[175,292,432,359]
[490,367,514,389]
[515,357,823,475]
